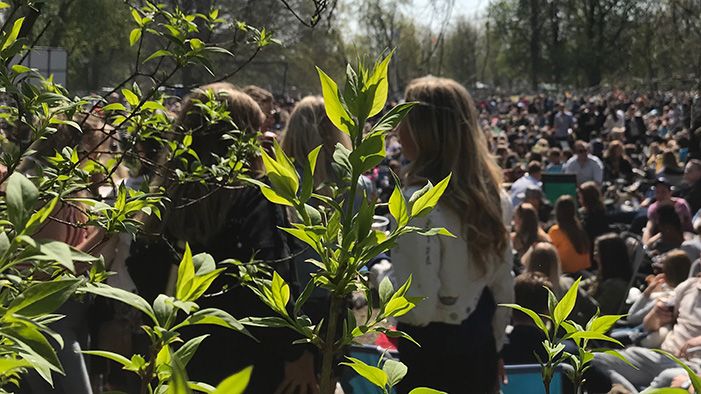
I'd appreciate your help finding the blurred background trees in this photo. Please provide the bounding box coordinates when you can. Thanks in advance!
[28,0,701,96]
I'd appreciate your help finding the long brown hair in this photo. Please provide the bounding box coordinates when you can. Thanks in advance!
[158,82,264,246]
[402,76,508,270]
[514,203,546,255]
[555,195,590,254]
[281,96,351,189]
[523,242,563,294]
[578,181,605,213]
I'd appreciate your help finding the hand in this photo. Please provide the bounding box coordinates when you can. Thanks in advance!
[274,350,319,394]
[679,336,701,359]
[644,300,674,332]
[644,274,666,296]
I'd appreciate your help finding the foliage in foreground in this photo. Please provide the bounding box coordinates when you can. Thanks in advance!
[501,278,633,394]
[246,51,453,393]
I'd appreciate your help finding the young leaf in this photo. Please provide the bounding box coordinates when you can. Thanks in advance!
[382,359,408,388]
[316,67,353,135]
[176,244,195,301]
[129,28,142,46]
[409,389,448,394]
[366,51,393,117]
[372,102,417,133]
[83,350,132,368]
[590,314,626,334]
[121,88,140,107]
[410,174,452,218]
[212,366,253,394]
[379,276,394,306]
[173,335,209,367]
[500,304,548,335]
[340,357,388,389]
[6,172,39,231]
[553,277,581,326]
[271,271,291,314]
[260,147,298,201]
[7,279,81,317]
[2,17,25,52]
[80,283,157,325]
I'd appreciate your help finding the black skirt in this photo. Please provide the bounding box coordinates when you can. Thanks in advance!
[396,287,498,394]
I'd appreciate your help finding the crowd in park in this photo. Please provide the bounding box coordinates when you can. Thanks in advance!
[6,73,701,394]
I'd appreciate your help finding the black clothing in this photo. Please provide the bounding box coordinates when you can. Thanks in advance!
[396,288,498,394]
[501,325,547,365]
[603,157,633,182]
[127,186,302,392]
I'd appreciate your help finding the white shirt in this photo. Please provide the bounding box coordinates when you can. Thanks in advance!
[392,188,514,350]
[510,174,541,207]
[564,155,604,185]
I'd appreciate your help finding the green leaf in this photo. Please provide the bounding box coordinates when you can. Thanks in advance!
[316,67,352,134]
[11,64,31,74]
[590,314,625,334]
[102,102,127,112]
[174,335,209,367]
[169,353,192,394]
[8,278,81,317]
[0,2,10,9]
[366,51,393,117]
[143,49,174,63]
[80,283,157,325]
[153,294,175,326]
[211,366,253,394]
[2,17,24,52]
[648,387,693,394]
[350,131,386,174]
[389,182,408,228]
[566,331,623,347]
[129,28,142,46]
[83,350,131,368]
[0,358,32,375]
[4,324,63,374]
[554,277,581,326]
[409,388,447,394]
[410,174,452,217]
[341,357,388,388]
[271,271,290,314]
[260,146,298,201]
[176,308,251,338]
[176,244,195,301]
[382,359,407,387]
[372,102,417,133]
[121,88,139,107]
[500,304,548,335]
[384,296,420,318]
[379,276,394,306]
[38,241,75,272]
[6,172,39,232]
[301,145,323,202]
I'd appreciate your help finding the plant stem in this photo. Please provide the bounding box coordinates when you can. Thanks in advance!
[319,294,342,394]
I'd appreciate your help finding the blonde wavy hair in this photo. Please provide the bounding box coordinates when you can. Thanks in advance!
[402,76,508,270]
[281,96,351,189]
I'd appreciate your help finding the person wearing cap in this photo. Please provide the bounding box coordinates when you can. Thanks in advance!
[563,140,604,185]
[643,178,693,244]
[510,161,543,207]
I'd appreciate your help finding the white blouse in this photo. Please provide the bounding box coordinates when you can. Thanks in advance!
[391,188,514,350]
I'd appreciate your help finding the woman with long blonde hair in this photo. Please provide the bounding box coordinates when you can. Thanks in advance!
[281,96,351,190]
[392,76,513,393]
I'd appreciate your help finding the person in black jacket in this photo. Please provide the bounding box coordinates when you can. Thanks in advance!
[127,83,316,393]
[679,159,701,216]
